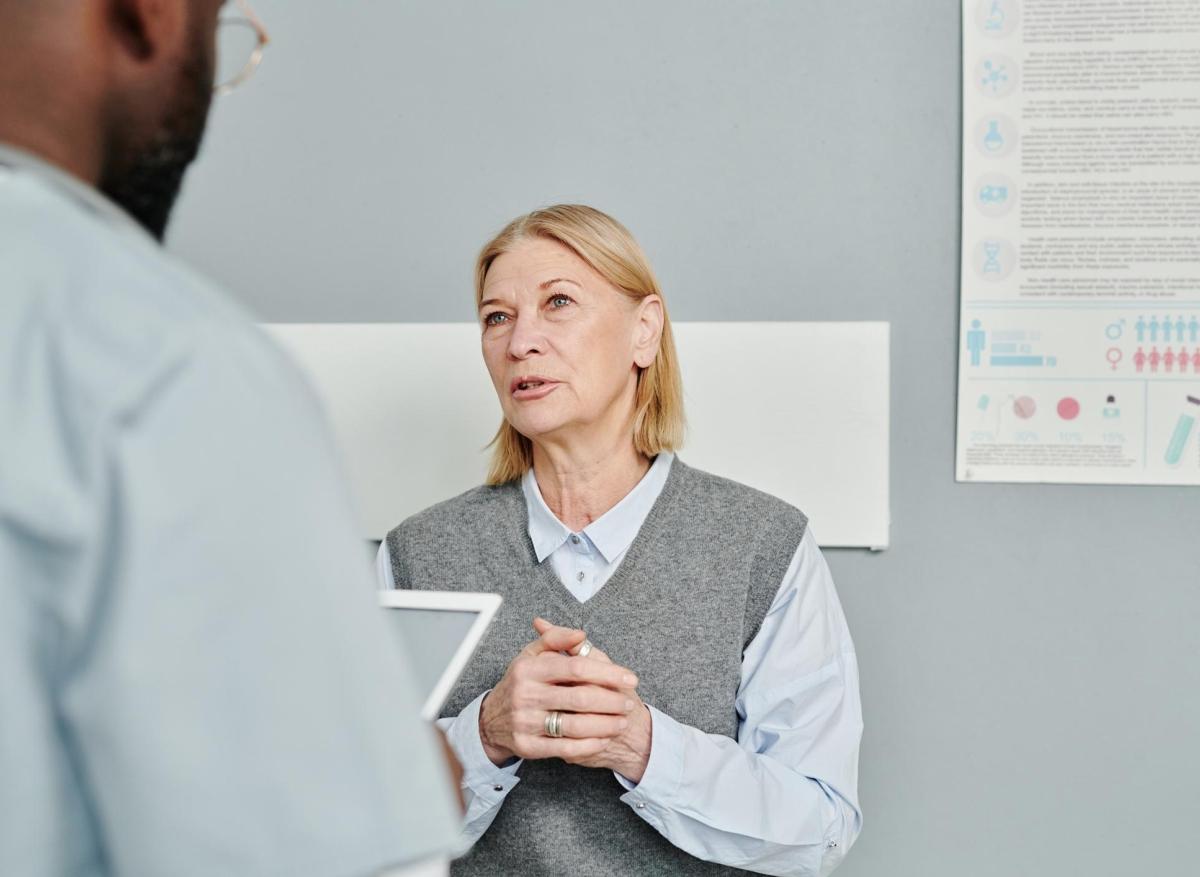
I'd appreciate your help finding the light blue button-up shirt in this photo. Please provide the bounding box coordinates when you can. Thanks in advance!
[378,453,864,876]
[0,144,459,876]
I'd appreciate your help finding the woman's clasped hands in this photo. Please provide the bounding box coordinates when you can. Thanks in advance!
[478,618,653,782]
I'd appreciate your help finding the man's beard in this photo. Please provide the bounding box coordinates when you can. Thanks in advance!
[99,30,214,241]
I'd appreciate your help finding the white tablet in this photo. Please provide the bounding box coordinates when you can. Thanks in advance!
[378,589,502,720]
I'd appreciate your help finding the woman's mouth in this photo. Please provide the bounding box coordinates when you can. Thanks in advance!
[511,377,559,400]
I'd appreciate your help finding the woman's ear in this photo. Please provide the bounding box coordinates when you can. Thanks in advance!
[633,295,665,369]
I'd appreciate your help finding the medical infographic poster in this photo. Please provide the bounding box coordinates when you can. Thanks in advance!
[957,0,1200,485]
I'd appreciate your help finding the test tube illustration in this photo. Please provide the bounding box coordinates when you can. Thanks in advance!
[1164,395,1200,466]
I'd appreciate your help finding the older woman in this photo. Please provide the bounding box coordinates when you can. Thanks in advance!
[376,205,862,876]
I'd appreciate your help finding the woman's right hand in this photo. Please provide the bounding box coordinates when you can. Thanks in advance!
[478,619,639,766]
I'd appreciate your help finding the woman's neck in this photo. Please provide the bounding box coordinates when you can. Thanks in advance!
[531,437,651,533]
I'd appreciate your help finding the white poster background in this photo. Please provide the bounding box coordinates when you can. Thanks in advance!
[957,0,1200,485]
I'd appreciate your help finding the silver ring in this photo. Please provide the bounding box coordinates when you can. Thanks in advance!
[578,639,593,658]
[544,710,564,738]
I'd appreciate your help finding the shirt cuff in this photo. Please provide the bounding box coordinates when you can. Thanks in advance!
[616,704,685,812]
[443,691,523,803]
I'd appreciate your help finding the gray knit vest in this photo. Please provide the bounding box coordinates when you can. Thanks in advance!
[386,459,807,876]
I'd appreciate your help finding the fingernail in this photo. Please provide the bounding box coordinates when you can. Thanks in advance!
[623,674,637,687]
[624,699,635,712]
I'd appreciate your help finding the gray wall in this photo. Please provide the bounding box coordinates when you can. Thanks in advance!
[171,2,1200,874]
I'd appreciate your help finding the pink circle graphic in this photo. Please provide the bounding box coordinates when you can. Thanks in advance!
[1057,397,1080,420]
[1013,396,1037,419]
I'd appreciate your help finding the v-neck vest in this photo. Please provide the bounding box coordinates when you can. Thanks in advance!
[386,458,807,876]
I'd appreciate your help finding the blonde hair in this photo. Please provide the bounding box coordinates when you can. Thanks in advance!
[475,204,685,485]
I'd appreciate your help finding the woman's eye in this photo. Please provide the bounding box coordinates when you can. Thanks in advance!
[483,312,509,326]
[549,294,572,308]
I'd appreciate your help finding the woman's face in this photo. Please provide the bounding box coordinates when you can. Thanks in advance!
[478,236,662,451]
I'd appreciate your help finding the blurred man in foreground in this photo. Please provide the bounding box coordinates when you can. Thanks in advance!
[0,2,460,874]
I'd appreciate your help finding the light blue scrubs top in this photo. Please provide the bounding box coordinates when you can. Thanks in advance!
[0,145,458,876]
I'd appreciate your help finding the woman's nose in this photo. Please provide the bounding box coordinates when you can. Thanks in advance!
[506,313,545,359]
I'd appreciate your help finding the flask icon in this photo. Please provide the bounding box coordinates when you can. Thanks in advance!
[985,0,1006,30]
[984,120,1004,152]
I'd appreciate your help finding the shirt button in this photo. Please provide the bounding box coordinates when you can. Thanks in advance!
[576,571,586,581]
[493,785,504,792]
[826,841,838,849]
[635,802,646,810]
[570,534,581,544]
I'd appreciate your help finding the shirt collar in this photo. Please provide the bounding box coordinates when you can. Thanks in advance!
[521,469,573,562]
[522,452,675,564]
[0,142,151,240]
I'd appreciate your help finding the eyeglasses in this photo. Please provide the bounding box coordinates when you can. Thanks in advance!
[214,0,270,96]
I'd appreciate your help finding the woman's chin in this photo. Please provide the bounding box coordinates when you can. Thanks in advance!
[511,422,563,445]
[507,413,577,446]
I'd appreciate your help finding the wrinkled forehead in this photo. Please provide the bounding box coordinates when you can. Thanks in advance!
[481,237,598,300]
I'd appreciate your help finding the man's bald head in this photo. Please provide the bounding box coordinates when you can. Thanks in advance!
[0,0,225,239]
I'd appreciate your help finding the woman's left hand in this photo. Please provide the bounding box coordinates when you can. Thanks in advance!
[531,618,653,783]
